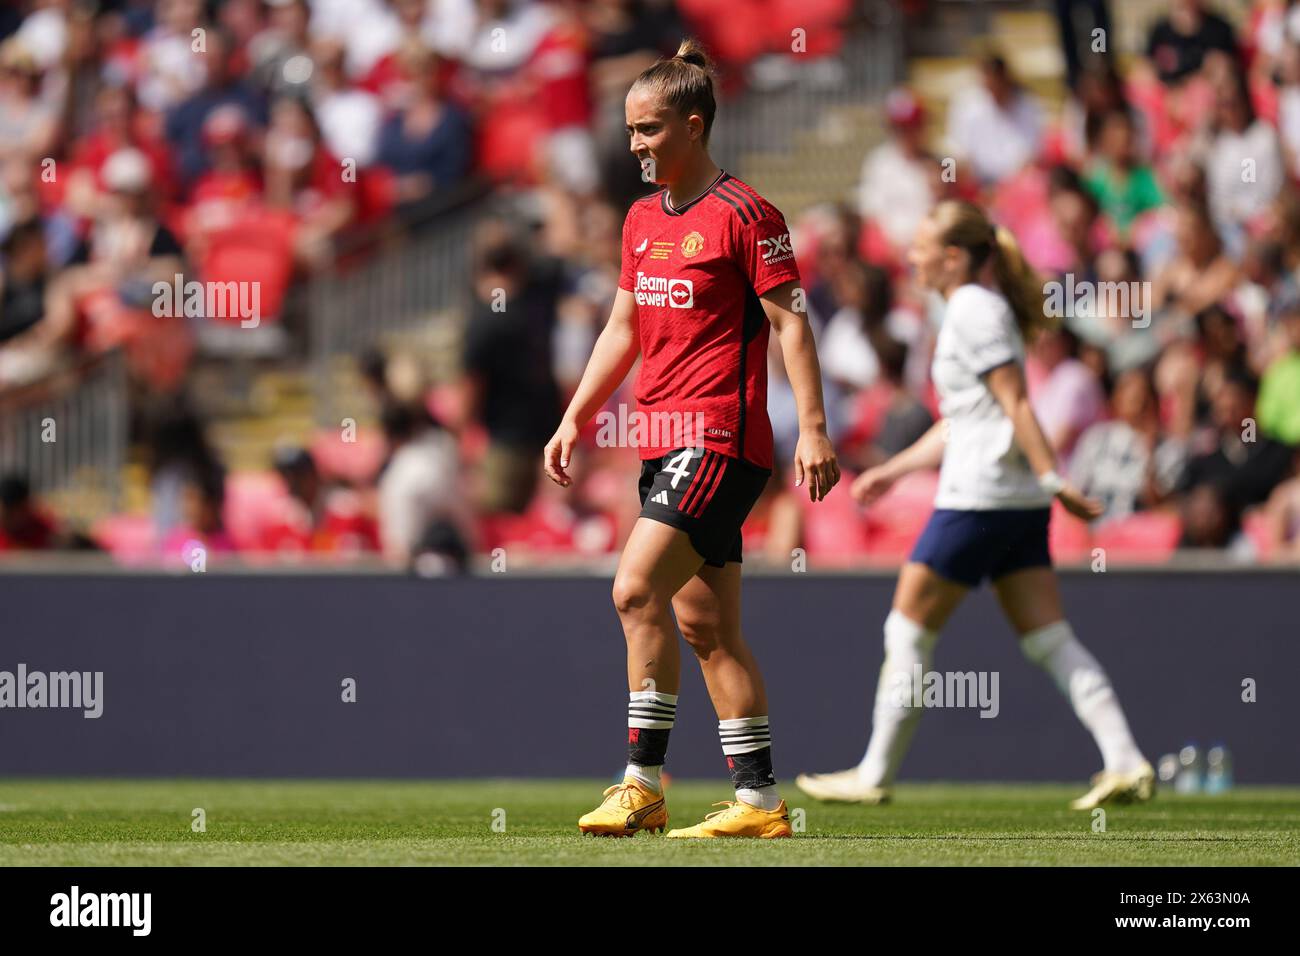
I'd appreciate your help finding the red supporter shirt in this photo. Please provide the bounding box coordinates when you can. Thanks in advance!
[617,172,799,470]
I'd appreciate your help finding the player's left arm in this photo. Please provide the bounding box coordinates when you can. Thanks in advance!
[984,362,1103,521]
[761,278,840,502]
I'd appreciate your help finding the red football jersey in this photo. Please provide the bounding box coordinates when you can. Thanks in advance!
[618,171,800,469]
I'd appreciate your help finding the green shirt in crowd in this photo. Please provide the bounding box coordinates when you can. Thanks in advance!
[1084,162,1164,232]
[1258,350,1300,446]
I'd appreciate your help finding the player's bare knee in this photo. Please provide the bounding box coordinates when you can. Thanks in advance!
[677,613,722,658]
[611,574,657,619]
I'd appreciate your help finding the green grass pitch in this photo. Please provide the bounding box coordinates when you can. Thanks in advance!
[1,779,1297,866]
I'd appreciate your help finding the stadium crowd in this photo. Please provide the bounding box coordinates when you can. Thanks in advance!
[1,0,1299,568]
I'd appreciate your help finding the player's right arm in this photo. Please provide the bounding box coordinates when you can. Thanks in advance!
[849,419,947,506]
[544,287,640,487]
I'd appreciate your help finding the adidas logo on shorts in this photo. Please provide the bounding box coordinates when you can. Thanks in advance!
[651,491,670,505]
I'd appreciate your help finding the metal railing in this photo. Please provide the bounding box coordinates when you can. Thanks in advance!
[0,349,129,521]
[308,184,491,425]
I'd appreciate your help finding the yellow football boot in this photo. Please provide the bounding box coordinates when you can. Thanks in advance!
[665,799,792,839]
[578,778,668,837]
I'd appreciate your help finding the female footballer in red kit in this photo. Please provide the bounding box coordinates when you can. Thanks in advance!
[543,38,840,838]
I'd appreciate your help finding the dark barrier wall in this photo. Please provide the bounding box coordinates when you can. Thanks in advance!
[1,572,1297,782]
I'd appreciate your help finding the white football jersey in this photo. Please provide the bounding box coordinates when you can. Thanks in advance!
[931,284,1052,510]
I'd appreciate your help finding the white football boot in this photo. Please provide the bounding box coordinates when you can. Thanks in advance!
[1069,761,1157,810]
[795,769,892,804]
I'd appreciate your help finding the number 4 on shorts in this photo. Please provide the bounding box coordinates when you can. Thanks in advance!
[664,449,695,489]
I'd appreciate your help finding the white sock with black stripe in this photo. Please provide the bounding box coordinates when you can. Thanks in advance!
[626,690,677,792]
[719,716,782,811]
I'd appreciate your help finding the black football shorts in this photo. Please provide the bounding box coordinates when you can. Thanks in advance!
[637,447,772,567]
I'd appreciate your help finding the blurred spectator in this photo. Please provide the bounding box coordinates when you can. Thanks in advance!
[1199,64,1284,247]
[1027,326,1106,461]
[181,105,262,255]
[143,401,221,543]
[0,154,74,266]
[1274,38,1300,177]
[1054,0,1111,93]
[248,0,312,98]
[803,203,862,324]
[1193,304,1250,414]
[262,95,355,267]
[529,0,599,196]
[1058,63,1149,166]
[1069,247,1160,372]
[375,42,472,211]
[1147,0,1236,88]
[311,36,383,169]
[461,0,553,81]
[161,461,235,560]
[0,473,57,550]
[0,217,49,343]
[1001,164,1105,278]
[361,0,476,108]
[12,1,70,75]
[1263,447,1300,558]
[1232,235,1297,368]
[0,38,58,164]
[264,445,381,554]
[840,334,933,471]
[1049,165,1104,276]
[1176,366,1293,526]
[164,26,267,191]
[944,54,1044,186]
[587,0,687,209]
[1257,305,1300,444]
[820,260,896,393]
[377,400,467,568]
[1069,366,1183,521]
[136,0,209,114]
[1179,482,1245,551]
[66,83,179,222]
[1083,108,1163,235]
[459,219,561,514]
[857,87,935,254]
[1150,199,1240,322]
[551,197,620,391]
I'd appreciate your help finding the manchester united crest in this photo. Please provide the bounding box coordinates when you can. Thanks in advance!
[680,231,705,258]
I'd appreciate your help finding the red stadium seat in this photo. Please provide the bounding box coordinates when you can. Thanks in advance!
[861,470,937,559]
[1048,501,1093,563]
[798,471,872,561]
[1091,511,1182,563]
[198,208,297,327]
[675,0,766,72]
[769,0,851,58]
